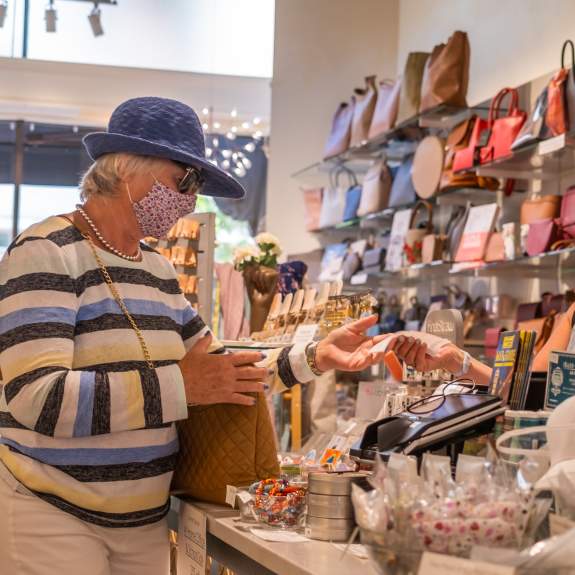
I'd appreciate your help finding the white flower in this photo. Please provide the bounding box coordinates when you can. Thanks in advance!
[270,244,282,256]
[255,232,281,248]
[233,245,260,266]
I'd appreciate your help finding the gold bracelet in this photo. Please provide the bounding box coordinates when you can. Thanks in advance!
[305,342,324,377]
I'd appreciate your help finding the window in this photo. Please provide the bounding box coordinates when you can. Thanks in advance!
[17,185,80,234]
[25,0,275,78]
[0,185,14,258]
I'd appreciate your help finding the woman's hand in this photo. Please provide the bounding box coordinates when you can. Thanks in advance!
[387,336,464,374]
[315,315,388,372]
[179,335,268,406]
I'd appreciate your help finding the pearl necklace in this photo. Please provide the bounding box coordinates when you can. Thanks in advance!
[76,206,142,262]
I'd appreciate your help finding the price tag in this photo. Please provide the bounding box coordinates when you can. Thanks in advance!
[418,552,515,575]
[292,324,318,344]
[177,502,207,575]
[225,485,238,508]
[549,512,575,536]
[538,133,567,156]
[237,491,253,504]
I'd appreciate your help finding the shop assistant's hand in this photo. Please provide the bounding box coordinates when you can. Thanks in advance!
[179,335,268,406]
[388,336,464,374]
[314,315,388,372]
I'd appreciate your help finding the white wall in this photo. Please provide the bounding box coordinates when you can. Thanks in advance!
[267,0,399,257]
[397,0,575,106]
[0,56,271,129]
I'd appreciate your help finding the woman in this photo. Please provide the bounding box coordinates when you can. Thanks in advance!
[0,97,387,575]
[389,304,575,385]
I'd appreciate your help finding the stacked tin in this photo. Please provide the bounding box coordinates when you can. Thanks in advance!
[305,471,369,542]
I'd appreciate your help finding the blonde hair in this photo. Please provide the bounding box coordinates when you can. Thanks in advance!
[80,153,164,201]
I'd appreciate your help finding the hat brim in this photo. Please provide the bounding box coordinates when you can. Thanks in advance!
[83,132,246,200]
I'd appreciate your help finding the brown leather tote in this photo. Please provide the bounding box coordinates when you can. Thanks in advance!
[350,76,378,147]
[324,98,355,159]
[302,187,323,232]
[520,195,562,225]
[368,78,401,140]
[420,30,470,112]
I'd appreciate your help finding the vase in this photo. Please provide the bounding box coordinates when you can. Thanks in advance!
[243,265,279,333]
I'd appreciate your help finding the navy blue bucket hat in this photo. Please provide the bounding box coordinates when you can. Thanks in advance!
[83,96,246,199]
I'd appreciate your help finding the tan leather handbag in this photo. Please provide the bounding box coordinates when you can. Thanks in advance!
[350,76,378,147]
[397,52,430,124]
[520,195,562,225]
[412,135,445,200]
[368,78,401,140]
[422,234,445,264]
[172,393,280,504]
[302,187,323,232]
[404,200,434,265]
[357,160,392,217]
[420,31,470,112]
[324,98,355,159]
[484,232,505,262]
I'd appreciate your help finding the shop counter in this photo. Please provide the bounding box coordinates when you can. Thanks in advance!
[170,497,377,575]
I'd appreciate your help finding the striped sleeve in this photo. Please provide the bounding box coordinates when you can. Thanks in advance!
[0,237,187,438]
[180,302,315,390]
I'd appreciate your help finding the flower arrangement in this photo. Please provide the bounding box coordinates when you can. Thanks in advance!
[234,232,282,271]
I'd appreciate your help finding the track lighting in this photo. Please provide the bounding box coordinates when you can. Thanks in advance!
[88,1,103,37]
[0,0,7,29]
[45,0,57,33]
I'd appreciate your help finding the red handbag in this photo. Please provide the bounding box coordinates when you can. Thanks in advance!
[480,88,527,164]
[547,68,569,136]
[452,116,489,172]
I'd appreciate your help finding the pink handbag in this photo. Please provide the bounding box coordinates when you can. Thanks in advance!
[526,219,559,256]
[559,185,575,239]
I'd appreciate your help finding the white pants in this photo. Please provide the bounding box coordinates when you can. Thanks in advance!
[0,466,170,575]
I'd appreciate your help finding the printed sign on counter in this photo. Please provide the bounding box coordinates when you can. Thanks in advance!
[177,502,207,575]
[545,351,575,410]
[418,552,515,575]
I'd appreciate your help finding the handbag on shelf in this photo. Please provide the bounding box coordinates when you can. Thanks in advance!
[419,30,470,113]
[357,160,392,217]
[520,194,562,225]
[479,88,527,164]
[342,169,362,222]
[526,218,560,256]
[350,76,378,147]
[319,168,351,229]
[362,246,386,274]
[368,78,401,140]
[558,185,575,239]
[396,52,430,125]
[484,231,506,262]
[453,115,489,172]
[404,296,429,329]
[445,205,468,261]
[515,301,542,327]
[389,156,417,207]
[546,40,575,136]
[412,135,445,199]
[422,233,446,264]
[323,99,355,159]
[302,187,323,232]
[404,200,433,265]
[512,87,550,150]
[342,251,362,282]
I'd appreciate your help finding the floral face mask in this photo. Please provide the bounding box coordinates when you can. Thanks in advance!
[129,179,197,239]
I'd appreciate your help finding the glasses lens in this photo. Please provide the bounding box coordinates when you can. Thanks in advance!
[179,167,203,193]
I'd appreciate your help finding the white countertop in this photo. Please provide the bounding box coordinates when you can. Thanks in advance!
[183,501,378,575]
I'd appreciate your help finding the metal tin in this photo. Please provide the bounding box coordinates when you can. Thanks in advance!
[305,515,355,542]
[308,471,369,496]
[307,494,354,519]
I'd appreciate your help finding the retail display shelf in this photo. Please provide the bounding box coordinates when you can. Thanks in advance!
[292,104,478,182]
[361,246,575,287]
[474,135,575,181]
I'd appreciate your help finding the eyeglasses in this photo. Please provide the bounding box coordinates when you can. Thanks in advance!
[177,165,205,194]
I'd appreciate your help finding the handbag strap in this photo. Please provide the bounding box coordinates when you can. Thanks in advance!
[409,200,433,233]
[82,232,155,370]
[488,87,519,126]
[562,39,575,70]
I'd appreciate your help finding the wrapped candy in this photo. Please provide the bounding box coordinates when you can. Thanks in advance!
[249,479,307,529]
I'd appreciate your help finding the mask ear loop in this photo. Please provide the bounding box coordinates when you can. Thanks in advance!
[126,183,134,204]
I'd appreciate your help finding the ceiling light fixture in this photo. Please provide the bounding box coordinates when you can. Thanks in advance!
[45,0,57,32]
[88,1,104,37]
[0,1,7,28]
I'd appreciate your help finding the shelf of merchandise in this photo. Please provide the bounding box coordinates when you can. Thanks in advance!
[351,246,575,288]
[474,134,575,181]
[292,104,477,182]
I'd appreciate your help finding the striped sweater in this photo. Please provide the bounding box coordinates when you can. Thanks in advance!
[0,216,312,528]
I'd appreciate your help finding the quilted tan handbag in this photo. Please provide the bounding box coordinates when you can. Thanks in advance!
[172,393,280,504]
